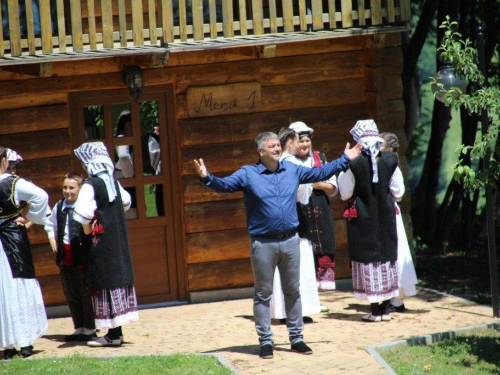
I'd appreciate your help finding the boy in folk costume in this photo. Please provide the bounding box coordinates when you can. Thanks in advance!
[0,148,50,359]
[73,142,138,347]
[338,120,404,322]
[44,173,96,341]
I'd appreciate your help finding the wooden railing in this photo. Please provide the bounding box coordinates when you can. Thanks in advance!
[0,0,411,58]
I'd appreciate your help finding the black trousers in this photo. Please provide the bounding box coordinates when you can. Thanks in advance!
[60,265,95,330]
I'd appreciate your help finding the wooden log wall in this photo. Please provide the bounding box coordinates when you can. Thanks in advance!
[0,31,408,304]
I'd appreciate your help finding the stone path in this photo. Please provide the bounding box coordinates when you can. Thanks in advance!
[21,284,500,374]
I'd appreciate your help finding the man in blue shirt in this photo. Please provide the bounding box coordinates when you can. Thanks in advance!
[194,131,361,359]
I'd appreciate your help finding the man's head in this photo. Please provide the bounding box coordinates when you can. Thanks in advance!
[62,172,84,205]
[255,132,281,165]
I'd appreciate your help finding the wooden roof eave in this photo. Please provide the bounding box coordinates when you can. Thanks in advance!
[0,25,409,78]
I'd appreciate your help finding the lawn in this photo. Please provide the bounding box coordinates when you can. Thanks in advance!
[0,353,232,375]
[380,327,500,375]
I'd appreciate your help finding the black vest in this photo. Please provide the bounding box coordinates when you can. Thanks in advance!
[0,175,34,278]
[55,200,89,267]
[84,177,135,289]
[346,152,398,263]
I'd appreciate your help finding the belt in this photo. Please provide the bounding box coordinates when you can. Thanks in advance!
[257,229,297,241]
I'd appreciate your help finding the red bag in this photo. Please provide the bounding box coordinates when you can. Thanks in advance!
[343,198,357,220]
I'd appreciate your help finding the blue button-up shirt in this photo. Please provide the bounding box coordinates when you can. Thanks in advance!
[201,154,350,236]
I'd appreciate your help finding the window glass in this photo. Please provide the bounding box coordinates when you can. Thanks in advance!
[84,106,104,139]
[144,184,164,217]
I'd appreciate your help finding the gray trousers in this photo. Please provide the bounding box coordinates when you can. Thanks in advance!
[250,233,303,346]
[60,265,95,330]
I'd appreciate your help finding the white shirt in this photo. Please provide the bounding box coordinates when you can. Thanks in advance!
[338,166,405,201]
[73,181,131,225]
[0,173,51,226]
[44,200,75,244]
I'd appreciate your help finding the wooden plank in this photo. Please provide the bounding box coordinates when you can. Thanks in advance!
[222,0,234,37]
[340,0,352,28]
[400,0,410,21]
[1,129,71,160]
[175,50,365,94]
[118,0,127,46]
[32,244,58,278]
[268,0,278,33]
[238,0,248,36]
[185,199,247,233]
[311,0,323,30]
[251,0,264,35]
[87,0,97,49]
[132,0,144,45]
[334,247,351,279]
[183,173,243,204]
[160,0,174,43]
[70,0,83,51]
[0,105,69,135]
[209,0,217,39]
[179,102,369,147]
[298,0,307,31]
[38,274,66,306]
[357,0,365,26]
[365,46,403,69]
[188,258,254,291]
[370,0,382,25]
[385,99,405,130]
[328,0,336,29]
[148,0,157,44]
[192,0,204,40]
[179,0,188,41]
[186,82,262,118]
[187,228,249,263]
[40,0,53,53]
[282,0,293,32]
[0,4,4,57]
[25,0,36,54]
[101,0,114,48]
[387,0,395,23]
[178,78,366,119]
[7,0,22,56]
[19,156,72,189]
[56,0,67,52]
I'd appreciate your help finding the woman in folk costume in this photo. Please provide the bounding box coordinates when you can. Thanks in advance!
[270,128,321,323]
[338,120,404,322]
[380,132,418,312]
[289,122,338,292]
[0,147,50,359]
[73,142,138,347]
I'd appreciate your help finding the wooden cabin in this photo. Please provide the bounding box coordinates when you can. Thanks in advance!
[0,0,412,307]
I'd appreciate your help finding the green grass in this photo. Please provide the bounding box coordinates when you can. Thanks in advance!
[380,327,500,375]
[0,354,232,375]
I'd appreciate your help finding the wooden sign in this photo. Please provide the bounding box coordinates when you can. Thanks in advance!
[186,82,262,118]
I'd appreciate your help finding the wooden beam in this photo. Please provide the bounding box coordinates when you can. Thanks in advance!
[1,62,53,77]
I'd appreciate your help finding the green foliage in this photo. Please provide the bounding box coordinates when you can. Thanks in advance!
[0,353,232,374]
[433,17,500,196]
[139,101,159,136]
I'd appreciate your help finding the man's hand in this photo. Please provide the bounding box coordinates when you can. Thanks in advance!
[193,158,208,178]
[49,237,58,254]
[344,142,363,160]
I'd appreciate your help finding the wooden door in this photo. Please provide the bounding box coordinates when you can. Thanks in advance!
[69,85,186,304]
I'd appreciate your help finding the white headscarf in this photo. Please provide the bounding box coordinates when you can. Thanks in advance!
[6,149,23,163]
[74,142,117,202]
[350,120,384,183]
[289,121,314,138]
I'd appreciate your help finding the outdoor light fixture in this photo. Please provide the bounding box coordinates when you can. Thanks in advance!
[123,65,145,101]
[431,63,466,103]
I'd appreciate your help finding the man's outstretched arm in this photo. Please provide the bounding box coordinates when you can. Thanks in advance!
[194,158,246,193]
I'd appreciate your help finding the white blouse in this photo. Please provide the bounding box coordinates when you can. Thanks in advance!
[44,200,74,243]
[0,173,51,225]
[338,166,405,202]
[74,181,131,225]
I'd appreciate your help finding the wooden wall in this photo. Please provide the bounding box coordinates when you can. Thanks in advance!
[0,31,409,305]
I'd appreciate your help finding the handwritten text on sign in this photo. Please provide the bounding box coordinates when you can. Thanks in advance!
[186,82,262,118]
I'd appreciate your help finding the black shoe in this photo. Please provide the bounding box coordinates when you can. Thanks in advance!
[303,316,314,324]
[64,334,82,342]
[389,303,406,313]
[3,348,19,360]
[279,319,287,325]
[291,341,313,355]
[76,333,98,342]
[259,344,274,359]
[20,346,34,358]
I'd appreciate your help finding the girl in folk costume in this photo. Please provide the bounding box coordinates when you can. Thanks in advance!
[289,122,338,292]
[73,142,138,347]
[338,120,404,322]
[270,128,321,323]
[0,148,50,359]
[380,132,418,312]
